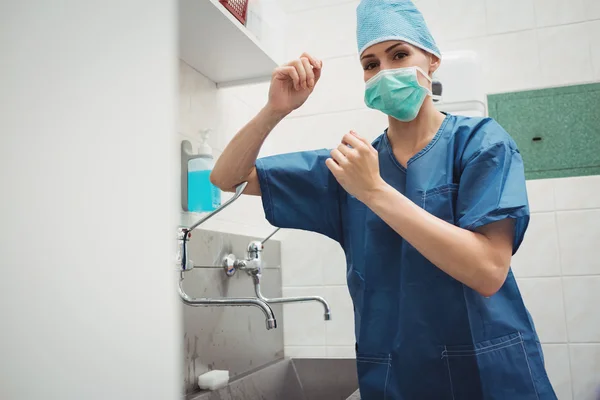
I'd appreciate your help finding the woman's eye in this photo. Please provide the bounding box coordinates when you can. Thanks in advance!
[364,62,378,71]
[393,52,408,60]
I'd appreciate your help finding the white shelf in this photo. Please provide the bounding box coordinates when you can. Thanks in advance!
[179,0,279,87]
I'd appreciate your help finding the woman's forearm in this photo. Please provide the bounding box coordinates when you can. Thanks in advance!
[364,182,513,297]
[210,105,286,192]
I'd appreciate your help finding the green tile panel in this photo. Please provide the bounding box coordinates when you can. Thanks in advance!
[488,83,600,180]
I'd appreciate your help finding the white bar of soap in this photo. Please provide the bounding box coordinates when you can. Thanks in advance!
[197,370,230,391]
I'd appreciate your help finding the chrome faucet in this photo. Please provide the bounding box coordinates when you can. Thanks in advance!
[177,182,277,330]
[224,229,332,321]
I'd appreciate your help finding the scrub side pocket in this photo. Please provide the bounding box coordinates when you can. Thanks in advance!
[442,332,539,400]
[356,352,392,400]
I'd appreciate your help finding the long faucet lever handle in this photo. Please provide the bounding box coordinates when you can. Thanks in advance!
[261,227,281,245]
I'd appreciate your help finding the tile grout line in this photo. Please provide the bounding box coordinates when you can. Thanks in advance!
[533,19,545,86]
[448,17,600,44]
[516,273,600,279]
[541,342,600,345]
[586,19,597,80]
[286,106,369,120]
[288,0,358,15]
[545,206,600,213]
[552,182,576,400]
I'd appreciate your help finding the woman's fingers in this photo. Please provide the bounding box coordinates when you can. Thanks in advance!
[301,57,316,89]
[351,131,378,154]
[330,148,348,166]
[300,52,323,84]
[287,59,308,89]
[337,143,354,159]
[301,52,322,69]
[279,53,322,91]
[275,66,300,90]
[342,132,365,150]
[325,158,343,177]
[345,130,377,154]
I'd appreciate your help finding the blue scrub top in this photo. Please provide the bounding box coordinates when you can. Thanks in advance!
[256,114,557,399]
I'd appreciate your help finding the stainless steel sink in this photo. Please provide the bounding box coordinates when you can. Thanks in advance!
[187,358,359,400]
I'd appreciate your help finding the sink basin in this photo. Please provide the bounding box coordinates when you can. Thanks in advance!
[188,358,359,400]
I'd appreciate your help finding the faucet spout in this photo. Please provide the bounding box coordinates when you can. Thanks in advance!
[178,277,277,330]
[253,279,331,321]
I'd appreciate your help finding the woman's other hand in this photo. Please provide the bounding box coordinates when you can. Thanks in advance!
[326,131,386,203]
[266,53,323,117]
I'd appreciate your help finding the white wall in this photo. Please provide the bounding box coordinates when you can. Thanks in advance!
[0,1,181,399]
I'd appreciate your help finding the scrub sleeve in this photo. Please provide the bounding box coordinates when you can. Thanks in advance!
[255,149,344,244]
[456,136,530,253]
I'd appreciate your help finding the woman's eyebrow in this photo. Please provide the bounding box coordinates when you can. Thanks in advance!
[360,53,376,61]
[384,42,406,53]
[361,42,408,60]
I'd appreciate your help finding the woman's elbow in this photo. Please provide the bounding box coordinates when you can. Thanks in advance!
[209,170,229,192]
[476,262,510,297]
[209,170,220,187]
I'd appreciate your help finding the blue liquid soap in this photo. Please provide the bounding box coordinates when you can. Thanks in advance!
[188,156,221,212]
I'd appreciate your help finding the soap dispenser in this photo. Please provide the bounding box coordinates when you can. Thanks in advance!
[187,129,221,212]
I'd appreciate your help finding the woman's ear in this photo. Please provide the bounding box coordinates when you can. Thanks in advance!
[429,54,441,76]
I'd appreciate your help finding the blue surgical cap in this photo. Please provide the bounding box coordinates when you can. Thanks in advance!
[356,0,441,59]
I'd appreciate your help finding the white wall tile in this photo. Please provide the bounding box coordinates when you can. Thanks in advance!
[583,0,600,21]
[284,346,327,358]
[569,344,600,400]
[512,213,561,278]
[179,60,261,154]
[447,31,543,94]
[526,179,556,213]
[485,0,537,35]
[349,108,390,140]
[542,344,573,400]
[213,90,258,152]
[278,0,359,14]
[557,210,600,276]
[413,0,457,49]
[323,260,347,286]
[219,81,270,114]
[289,55,366,117]
[321,243,347,286]
[325,286,356,346]
[554,176,600,211]
[563,276,600,342]
[270,108,388,155]
[512,213,560,278]
[286,2,358,60]
[269,113,347,154]
[327,346,356,358]
[590,20,600,81]
[518,278,568,343]
[217,194,272,234]
[282,286,328,346]
[433,0,487,42]
[537,23,594,88]
[199,217,275,239]
[279,230,326,287]
[179,60,219,137]
[533,0,587,27]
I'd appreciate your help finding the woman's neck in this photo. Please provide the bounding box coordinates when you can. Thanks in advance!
[386,100,446,160]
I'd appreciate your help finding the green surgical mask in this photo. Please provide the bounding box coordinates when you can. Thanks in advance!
[364,66,433,122]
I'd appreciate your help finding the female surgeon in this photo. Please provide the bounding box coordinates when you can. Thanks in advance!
[211,0,557,398]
